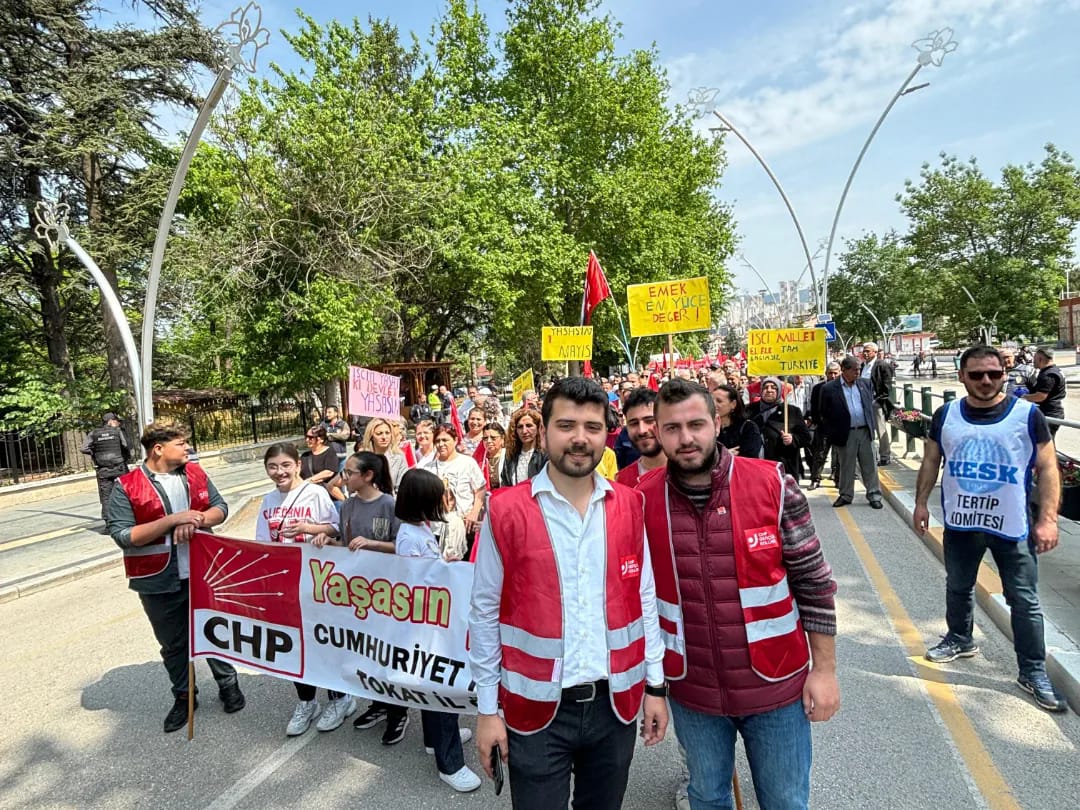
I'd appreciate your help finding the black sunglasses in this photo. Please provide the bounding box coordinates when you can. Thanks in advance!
[965,370,1004,381]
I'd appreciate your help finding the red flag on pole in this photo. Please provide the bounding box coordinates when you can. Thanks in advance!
[581,250,612,325]
[450,400,465,448]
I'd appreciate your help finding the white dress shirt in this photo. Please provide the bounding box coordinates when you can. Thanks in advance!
[860,358,874,380]
[468,466,665,715]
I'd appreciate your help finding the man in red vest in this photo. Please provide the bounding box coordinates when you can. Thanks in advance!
[641,378,839,809]
[615,387,667,489]
[106,419,245,733]
[469,377,668,809]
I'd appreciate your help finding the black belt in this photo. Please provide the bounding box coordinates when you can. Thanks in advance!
[562,680,608,702]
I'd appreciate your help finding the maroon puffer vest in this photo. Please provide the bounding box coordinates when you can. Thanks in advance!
[666,458,806,716]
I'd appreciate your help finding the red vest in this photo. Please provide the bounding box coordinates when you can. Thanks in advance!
[487,480,646,734]
[640,456,809,683]
[118,464,211,579]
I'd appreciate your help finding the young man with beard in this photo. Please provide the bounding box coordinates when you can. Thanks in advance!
[915,345,1066,711]
[468,377,668,809]
[639,379,839,809]
[615,388,667,488]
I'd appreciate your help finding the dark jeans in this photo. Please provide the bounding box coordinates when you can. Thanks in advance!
[421,710,465,775]
[294,683,343,702]
[138,586,237,699]
[943,528,1047,676]
[507,686,637,810]
[808,430,829,483]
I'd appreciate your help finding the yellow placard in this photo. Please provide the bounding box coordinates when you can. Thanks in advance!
[626,277,711,337]
[541,326,593,361]
[746,328,828,376]
[511,369,535,405]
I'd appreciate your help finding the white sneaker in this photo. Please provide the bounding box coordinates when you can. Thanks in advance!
[439,765,481,793]
[286,700,321,736]
[425,727,473,754]
[316,696,357,732]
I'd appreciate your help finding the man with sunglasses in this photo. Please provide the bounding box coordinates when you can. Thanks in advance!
[913,345,1066,712]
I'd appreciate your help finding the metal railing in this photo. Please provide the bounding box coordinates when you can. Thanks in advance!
[0,396,309,487]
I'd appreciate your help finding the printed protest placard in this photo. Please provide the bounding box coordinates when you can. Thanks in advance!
[348,366,401,419]
[189,532,477,714]
[541,326,593,361]
[746,328,828,376]
[626,277,711,337]
[511,369,535,406]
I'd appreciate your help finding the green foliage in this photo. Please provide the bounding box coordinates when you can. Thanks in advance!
[829,232,923,345]
[897,145,1080,343]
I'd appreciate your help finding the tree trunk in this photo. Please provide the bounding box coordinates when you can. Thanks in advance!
[322,379,342,410]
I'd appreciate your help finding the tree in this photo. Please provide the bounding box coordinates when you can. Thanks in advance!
[0,0,216,423]
[898,146,1080,344]
[828,232,924,346]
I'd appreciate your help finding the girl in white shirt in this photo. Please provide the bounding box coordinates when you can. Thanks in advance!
[255,443,355,737]
[394,469,480,793]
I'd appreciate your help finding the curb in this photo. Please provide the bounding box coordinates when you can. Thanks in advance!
[879,469,1080,715]
[0,493,262,604]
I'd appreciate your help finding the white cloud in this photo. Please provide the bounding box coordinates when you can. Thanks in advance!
[667,0,1065,160]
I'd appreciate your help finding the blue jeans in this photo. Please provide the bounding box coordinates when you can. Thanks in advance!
[942,528,1046,677]
[669,698,811,810]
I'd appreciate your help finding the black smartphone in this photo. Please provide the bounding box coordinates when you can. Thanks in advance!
[491,745,504,795]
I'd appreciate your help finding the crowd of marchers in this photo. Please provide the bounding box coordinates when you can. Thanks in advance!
[78,340,1069,809]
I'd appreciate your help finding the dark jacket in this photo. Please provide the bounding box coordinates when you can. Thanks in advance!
[717,418,763,460]
[817,377,878,447]
[662,451,806,716]
[867,359,895,414]
[500,449,547,488]
[81,426,130,474]
[746,400,811,478]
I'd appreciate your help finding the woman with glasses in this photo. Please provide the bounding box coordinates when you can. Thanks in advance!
[477,423,505,491]
[359,417,408,492]
[301,426,345,503]
[413,419,437,470]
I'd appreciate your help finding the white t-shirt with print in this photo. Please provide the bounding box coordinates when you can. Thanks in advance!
[256,482,338,544]
[429,453,485,517]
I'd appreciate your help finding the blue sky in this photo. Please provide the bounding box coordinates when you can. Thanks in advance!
[123,0,1080,307]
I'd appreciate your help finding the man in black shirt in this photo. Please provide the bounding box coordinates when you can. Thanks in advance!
[1024,348,1066,437]
[81,412,131,520]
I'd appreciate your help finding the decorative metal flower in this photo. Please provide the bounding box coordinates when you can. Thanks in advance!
[686,87,721,119]
[912,27,958,67]
[33,201,70,251]
[216,2,270,73]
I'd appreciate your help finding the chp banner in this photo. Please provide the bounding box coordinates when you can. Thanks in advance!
[189,532,477,714]
[511,369,535,406]
[626,277,711,337]
[541,326,593,362]
[348,366,401,419]
[746,328,828,376]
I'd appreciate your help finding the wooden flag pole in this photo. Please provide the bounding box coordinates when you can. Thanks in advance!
[733,771,744,810]
[187,662,195,741]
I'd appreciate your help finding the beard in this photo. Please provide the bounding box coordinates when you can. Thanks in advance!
[667,441,718,478]
[549,442,603,478]
[633,435,663,458]
[967,380,1005,401]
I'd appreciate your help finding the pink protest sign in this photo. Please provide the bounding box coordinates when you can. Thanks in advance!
[348,366,401,419]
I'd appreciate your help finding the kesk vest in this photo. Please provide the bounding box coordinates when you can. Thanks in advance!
[940,398,1036,541]
[487,481,647,735]
[640,455,810,683]
[118,464,210,579]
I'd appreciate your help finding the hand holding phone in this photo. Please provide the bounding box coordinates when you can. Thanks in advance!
[491,745,504,795]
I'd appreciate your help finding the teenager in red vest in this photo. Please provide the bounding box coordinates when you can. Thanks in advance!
[643,379,839,809]
[469,377,668,810]
[614,387,667,489]
[106,419,245,733]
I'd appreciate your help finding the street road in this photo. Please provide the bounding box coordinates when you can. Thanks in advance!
[2,482,1078,809]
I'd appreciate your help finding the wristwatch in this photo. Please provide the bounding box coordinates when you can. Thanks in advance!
[644,683,668,698]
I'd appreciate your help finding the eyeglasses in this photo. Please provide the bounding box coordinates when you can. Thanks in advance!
[343,468,362,476]
[965,370,1004,381]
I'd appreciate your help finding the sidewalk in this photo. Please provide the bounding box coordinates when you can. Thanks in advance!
[878,454,1080,713]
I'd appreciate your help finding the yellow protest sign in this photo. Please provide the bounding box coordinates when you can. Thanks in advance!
[746,328,828,376]
[541,326,593,361]
[626,277,711,337]
[511,369,535,405]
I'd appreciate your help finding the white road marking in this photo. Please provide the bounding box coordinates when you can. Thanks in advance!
[203,731,321,810]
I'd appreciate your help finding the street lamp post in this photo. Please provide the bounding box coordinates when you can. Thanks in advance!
[820,28,958,312]
[138,3,269,426]
[739,254,783,327]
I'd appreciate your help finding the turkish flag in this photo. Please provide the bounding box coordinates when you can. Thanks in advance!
[581,250,612,325]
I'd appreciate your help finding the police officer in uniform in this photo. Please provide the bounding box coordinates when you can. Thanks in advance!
[81,412,131,520]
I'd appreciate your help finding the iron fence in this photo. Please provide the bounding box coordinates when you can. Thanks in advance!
[0,396,308,487]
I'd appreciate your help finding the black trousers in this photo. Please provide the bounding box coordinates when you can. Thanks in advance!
[138,586,237,699]
[422,710,466,776]
[95,466,126,519]
[508,685,637,810]
[294,682,344,701]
